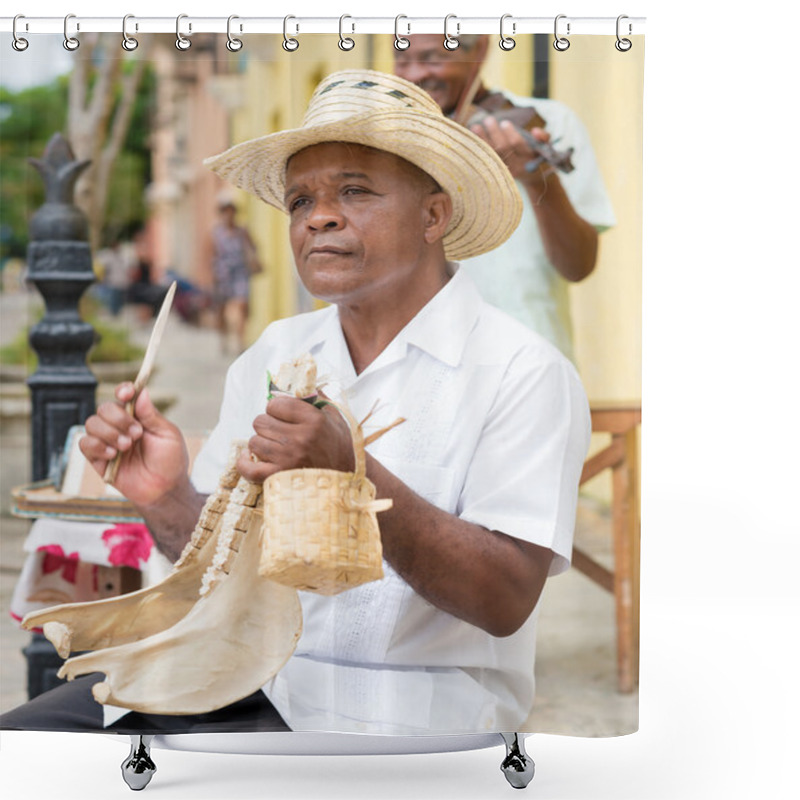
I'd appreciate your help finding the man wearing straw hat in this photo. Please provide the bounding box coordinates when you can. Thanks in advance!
[2,70,590,736]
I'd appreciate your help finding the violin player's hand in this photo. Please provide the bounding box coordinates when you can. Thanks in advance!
[469,115,553,188]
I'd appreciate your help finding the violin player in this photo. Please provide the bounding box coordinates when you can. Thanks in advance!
[395,35,616,364]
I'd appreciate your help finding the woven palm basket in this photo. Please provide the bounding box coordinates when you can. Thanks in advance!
[258,403,392,595]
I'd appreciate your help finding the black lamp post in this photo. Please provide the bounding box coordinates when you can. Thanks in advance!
[22,133,98,697]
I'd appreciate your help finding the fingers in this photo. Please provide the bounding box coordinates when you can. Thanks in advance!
[470,117,524,155]
[83,401,139,447]
[246,425,294,470]
[529,126,551,144]
[476,117,549,149]
[80,408,136,476]
[469,117,550,181]
[79,383,152,477]
[114,381,137,404]
[250,396,321,464]
[265,394,318,423]
[245,395,352,475]
[248,403,314,471]
[132,388,169,431]
[236,448,279,484]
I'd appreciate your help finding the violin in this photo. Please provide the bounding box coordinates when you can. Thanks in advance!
[450,71,575,175]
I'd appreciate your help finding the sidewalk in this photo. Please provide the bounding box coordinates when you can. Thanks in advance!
[0,289,637,736]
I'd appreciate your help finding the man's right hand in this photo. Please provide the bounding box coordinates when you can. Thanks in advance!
[80,382,189,509]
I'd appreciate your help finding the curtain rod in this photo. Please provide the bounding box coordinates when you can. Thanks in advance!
[1,16,646,37]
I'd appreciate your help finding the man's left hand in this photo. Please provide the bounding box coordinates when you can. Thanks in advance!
[470,116,552,188]
[237,395,355,482]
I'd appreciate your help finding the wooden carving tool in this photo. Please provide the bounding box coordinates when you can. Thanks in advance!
[103,281,177,485]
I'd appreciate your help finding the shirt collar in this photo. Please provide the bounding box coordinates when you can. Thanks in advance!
[402,265,482,367]
[298,265,483,378]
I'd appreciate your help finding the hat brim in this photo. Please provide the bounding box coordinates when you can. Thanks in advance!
[204,110,522,261]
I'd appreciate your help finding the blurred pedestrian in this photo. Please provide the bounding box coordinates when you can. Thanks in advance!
[126,227,167,320]
[95,240,135,316]
[208,198,263,355]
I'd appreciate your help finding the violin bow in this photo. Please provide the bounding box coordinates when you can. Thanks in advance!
[452,58,484,126]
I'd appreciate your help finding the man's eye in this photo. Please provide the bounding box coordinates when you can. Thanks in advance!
[288,197,308,212]
[343,186,369,196]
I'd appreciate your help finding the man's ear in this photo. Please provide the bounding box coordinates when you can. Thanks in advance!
[422,192,453,245]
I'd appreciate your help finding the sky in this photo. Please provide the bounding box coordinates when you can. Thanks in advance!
[0,34,73,90]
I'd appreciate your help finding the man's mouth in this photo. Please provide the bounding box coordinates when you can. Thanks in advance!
[308,246,351,257]
[420,80,442,92]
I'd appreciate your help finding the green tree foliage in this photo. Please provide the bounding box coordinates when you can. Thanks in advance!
[0,77,68,260]
[0,63,156,260]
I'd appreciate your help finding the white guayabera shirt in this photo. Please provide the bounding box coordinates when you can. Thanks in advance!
[191,267,590,735]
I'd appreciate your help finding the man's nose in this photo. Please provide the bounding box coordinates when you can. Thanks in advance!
[308,199,343,230]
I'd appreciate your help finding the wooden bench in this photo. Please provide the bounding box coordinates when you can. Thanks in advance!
[573,403,641,694]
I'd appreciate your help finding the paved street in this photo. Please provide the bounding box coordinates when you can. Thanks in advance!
[0,286,637,736]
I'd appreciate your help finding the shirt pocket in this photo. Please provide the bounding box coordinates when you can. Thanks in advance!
[373,455,457,512]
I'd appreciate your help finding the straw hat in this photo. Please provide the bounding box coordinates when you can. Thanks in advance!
[204,69,522,260]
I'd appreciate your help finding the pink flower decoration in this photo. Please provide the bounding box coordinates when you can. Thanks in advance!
[102,524,154,569]
[37,545,80,584]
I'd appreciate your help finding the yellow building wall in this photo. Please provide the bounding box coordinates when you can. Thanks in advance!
[481,36,536,97]
[549,37,644,404]
[549,37,644,504]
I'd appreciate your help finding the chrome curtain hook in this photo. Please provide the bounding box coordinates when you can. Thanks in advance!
[443,14,460,51]
[227,15,243,51]
[63,13,80,51]
[176,14,191,51]
[553,14,570,52]
[499,14,516,51]
[394,15,410,51]
[338,15,355,51]
[12,14,29,51]
[122,14,139,51]
[615,15,633,52]
[283,15,299,52]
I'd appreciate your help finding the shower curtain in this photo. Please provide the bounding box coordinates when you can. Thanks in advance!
[0,14,644,775]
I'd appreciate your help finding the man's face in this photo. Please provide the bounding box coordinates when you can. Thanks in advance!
[394,34,485,115]
[285,142,445,307]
